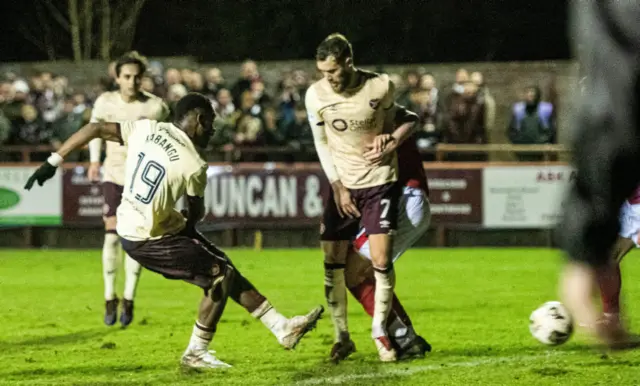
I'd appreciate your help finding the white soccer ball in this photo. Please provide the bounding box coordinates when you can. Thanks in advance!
[529,301,574,345]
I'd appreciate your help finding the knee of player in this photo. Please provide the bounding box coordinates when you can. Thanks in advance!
[104,231,120,247]
[321,240,348,264]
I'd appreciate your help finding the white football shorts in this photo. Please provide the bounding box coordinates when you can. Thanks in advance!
[353,186,431,262]
[619,201,640,247]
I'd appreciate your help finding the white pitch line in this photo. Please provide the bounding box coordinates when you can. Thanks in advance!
[295,351,566,385]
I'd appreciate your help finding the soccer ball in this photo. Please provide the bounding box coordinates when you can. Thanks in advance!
[529,301,573,345]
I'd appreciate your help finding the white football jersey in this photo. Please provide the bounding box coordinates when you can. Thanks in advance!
[115,120,208,241]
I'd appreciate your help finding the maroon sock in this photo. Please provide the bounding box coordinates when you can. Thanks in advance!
[597,262,622,314]
[349,279,375,317]
[349,279,413,328]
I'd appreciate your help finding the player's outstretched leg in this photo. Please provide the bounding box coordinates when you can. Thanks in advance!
[102,230,120,326]
[192,230,324,349]
[230,270,324,350]
[181,265,235,369]
[120,254,142,327]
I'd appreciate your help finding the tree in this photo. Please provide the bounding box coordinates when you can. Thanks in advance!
[17,0,147,62]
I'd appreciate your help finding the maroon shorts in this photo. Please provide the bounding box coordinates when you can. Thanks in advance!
[120,229,229,291]
[102,182,123,218]
[320,182,401,241]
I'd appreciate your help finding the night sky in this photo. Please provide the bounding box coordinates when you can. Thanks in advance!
[0,0,570,64]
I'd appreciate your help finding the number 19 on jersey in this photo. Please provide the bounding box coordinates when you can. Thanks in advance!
[129,152,166,204]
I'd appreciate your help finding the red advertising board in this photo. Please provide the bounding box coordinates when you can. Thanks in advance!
[62,164,483,228]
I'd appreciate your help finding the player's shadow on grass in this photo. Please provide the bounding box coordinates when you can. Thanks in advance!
[0,328,116,352]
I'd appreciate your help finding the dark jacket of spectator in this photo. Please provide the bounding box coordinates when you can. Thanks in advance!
[442,86,485,144]
[508,87,556,144]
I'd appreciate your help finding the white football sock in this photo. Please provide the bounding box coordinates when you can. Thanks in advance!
[252,300,287,337]
[188,323,213,351]
[102,233,120,301]
[325,267,348,342]
[372,267,396,338]
[123,254,142,301]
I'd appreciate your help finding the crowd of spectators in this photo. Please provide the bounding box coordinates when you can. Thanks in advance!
[0,57,557,162]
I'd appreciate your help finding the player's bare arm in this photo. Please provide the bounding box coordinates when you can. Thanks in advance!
[24,122,122,190]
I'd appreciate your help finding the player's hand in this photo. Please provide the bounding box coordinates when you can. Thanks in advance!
[87,162,101,182]
[363,135,398,166]
[24,162,58,190]
[332,184,360,219]
[371,134,394,153]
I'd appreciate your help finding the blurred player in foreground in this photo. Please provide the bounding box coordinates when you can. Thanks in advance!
[24,93,323,369]
[559,0,640,349]
[88,51,169,327]
[307,33,418,361]
[333,136,433,362]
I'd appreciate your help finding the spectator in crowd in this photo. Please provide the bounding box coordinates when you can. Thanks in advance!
[141,74,156,94]
[204,67,225,98]
[165,83,188,121]
[212,88,235,119]
[397,70,420,106]
[147,61,165,95]
[282,104,315,161]
[410,82,442,157]
[277,74,302,127]
[227,90,264,155]
[470,71,496,141]
[231,60,260,105]
[3,80,29,122]
[451,68,469,95]
[186,71,205,93]
[508,85,556,161]
[442,80,486,160]
[50,97,86,161]
[12,104,51,155]
[261,105,284,147]
[164,68,182,87]
[180,68,194,87]
[251,79,271,107]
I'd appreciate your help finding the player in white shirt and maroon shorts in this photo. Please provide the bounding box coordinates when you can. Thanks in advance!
[333,136,433,363]
[88,52,170,327]
[307,33,419,362]
[25,93,323,369]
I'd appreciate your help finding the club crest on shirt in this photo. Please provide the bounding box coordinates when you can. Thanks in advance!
[369,98,381,109]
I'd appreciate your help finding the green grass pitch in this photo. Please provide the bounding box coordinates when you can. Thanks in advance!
[1,248,640,385]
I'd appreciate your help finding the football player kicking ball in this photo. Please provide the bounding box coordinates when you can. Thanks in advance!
[24,93,323,369]
[88,51,170,327]
[307,33,419,362]
[332,137,433,362]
